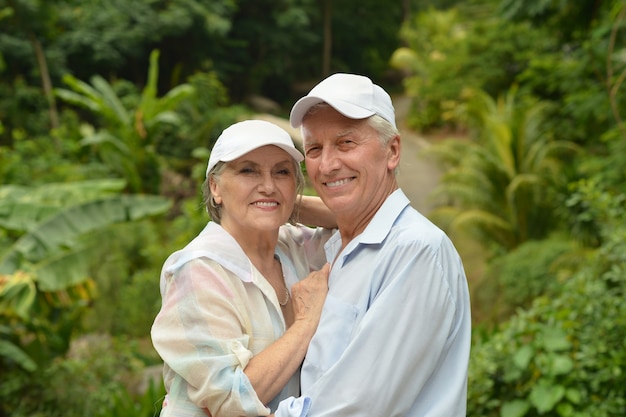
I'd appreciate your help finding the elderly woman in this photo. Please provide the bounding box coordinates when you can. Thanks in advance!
[151,120,334,417]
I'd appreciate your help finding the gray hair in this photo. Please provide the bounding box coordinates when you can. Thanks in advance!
[203,159,305,225]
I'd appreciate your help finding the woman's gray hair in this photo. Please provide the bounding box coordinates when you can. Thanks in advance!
[202,158,305,225]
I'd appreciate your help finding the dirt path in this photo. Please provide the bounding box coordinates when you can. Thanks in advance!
[392,95,442,215]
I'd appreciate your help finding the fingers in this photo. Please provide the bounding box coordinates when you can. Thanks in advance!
[291,264,331,324]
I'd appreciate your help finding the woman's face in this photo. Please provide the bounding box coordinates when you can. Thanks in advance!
[210,145,298,235]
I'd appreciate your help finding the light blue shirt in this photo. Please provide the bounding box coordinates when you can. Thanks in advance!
[276,189,471,417]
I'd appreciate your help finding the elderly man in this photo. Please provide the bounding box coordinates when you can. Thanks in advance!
[274,73,472,417]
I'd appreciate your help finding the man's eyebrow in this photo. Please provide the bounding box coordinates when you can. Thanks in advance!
[304,127,357,148]
[335,127,355,138]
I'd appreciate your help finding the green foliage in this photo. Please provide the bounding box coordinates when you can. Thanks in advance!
[516,33,616,144]
[0,271,96,401]
[98,377,165,417]
[174,70,247,164]
[468,188,626,417]
[395,0,626,147]
[561,177,626,248]
[0,125,90,186]
[476,235,583,322]
[499,0,604,40]
[394,6,551,131]
[2,333,165,417]
[0,179,170,417]
[2,2,625,417]
[328,0,403,79]
[55,50,195,193]
[80,192,208,338]
[80,220,168,338]
[425,87,579,255]
[0,180,171,286]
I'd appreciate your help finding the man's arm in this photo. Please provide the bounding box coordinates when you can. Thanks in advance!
[296,195,336,229]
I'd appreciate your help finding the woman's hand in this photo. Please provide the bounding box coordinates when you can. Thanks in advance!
[242,264,330,405]
[291,263,330,329]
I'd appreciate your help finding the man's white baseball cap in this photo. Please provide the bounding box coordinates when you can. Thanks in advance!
[206,120,304,177]
[289,73,396,129]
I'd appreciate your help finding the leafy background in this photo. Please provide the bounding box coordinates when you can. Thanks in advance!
[1,0,625,416]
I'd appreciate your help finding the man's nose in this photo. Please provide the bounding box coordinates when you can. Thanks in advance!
[318,148,341,173]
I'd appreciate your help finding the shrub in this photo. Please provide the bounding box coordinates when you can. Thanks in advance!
[468,195,626,417]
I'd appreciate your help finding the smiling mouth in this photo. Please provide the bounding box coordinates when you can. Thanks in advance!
[252,201,279,207]
[324,178,353,188]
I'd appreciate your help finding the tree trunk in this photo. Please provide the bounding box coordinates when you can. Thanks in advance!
[322,0,332,77]
[29,33,60,138]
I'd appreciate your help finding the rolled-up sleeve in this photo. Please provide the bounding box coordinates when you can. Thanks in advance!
[151,259,270,417]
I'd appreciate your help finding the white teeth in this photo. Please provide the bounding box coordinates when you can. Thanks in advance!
[254,201,278,207]
[326,178,351,187]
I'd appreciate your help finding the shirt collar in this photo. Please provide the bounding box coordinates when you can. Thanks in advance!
[358,189,410,244]
[325,189,410,263]
[163,222,254,283]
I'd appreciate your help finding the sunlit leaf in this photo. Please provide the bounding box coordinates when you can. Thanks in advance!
[529,382,565,413]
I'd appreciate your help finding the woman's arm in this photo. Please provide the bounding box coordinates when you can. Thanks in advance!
[244,264,330,403]
[296,195,336,229]
[153,259,330,416]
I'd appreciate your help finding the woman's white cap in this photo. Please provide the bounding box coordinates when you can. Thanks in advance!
[206,120,304,177]
[289,73,396,129]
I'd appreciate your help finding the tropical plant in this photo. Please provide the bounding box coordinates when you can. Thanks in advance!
[0,178,170,417]
[0,179,171,284]
[473,234,584,323]
[55,49,194,193]
[424,87,580,255]
[393,5,552,131]
[0,178,170,369]
[467,188,626,417]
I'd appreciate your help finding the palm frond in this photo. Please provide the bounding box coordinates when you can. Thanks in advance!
[0,195,171,275]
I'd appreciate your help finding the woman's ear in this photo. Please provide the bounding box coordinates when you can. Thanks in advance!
[209,176,222,205]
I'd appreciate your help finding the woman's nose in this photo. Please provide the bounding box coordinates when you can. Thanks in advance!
[258,172,276,193]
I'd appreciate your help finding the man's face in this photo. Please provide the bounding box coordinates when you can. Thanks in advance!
[302,107,400,227]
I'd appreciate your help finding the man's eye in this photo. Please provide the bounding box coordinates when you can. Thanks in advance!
[305,147,321,156]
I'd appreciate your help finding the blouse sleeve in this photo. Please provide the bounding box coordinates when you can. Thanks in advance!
[278,224,334,274]
[151,258,270,417]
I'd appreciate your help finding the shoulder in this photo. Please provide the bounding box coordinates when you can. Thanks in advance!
[392,205,450,249]
[279,223,334,245]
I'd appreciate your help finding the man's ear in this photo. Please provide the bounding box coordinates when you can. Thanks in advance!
[387,134,401,172]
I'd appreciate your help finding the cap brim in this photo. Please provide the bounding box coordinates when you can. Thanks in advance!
[290,96,375,128]
[220,143,304,164]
